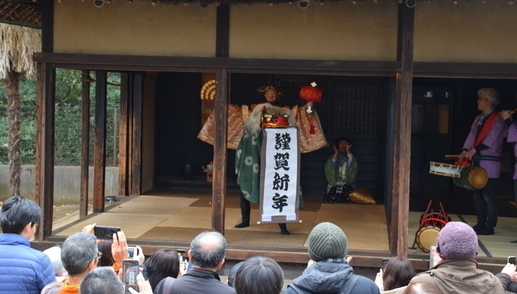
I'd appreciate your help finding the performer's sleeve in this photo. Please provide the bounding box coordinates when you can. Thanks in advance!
[197,104,245,150]
[296,104,329,153]
[346,156,358,186]
[462,118,478,150]
[480,116,507,150]
[508,122,517,143]
[325,157,337,185]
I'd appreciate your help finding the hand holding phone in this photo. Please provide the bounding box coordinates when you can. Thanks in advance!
[123,259,140,294]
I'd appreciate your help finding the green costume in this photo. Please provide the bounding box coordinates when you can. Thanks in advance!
[324,154,358,189]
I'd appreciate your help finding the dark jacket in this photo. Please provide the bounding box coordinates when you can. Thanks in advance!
[0,233,56,294]
[496,272,517,294]
[410,260,504,294]
[285,259,381,294]
[156,267,235,294]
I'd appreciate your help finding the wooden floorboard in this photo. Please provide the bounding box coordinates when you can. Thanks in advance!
[34,189,516,272]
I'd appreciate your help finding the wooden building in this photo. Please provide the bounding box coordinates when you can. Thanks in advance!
[2,0,517,264]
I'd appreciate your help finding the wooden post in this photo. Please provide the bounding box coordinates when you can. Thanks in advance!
[211,69,229,234]
[118,73,130,196]
[130,73,143,196]
[391,3,414,257]
[216,3,230,58]
[35,63,55,240]
[93,71,107,213]
[80,70,90,217]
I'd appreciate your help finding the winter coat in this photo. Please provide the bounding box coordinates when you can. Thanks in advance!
[0,233,56,294]
[410,259,504,294]
[285,259,381,294]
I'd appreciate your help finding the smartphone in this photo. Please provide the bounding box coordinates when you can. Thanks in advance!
[508,256,516,265]
[177,249,188,276]
[128,247,136,258]
[93,225,121,240]
[381,258,390,271]
[122,259,140,294]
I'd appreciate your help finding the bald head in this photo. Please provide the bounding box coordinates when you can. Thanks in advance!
[190,231,227,269]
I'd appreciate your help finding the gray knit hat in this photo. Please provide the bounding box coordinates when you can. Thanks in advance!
[308,222,348,261]
[438,221,478,260]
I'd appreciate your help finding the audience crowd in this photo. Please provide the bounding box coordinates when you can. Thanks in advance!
[2,195,517,294]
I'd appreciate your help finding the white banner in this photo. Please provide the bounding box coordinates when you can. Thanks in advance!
[259,127,300,223]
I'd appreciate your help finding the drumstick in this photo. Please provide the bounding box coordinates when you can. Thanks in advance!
[444,155,461,158]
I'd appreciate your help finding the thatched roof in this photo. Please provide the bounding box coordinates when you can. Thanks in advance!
[0,1,41,28]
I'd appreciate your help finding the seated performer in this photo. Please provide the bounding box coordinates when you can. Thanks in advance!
[324,136,358,203]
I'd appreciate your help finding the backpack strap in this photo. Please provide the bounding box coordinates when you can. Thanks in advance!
[341,275,360,294]
[159,277,176,294]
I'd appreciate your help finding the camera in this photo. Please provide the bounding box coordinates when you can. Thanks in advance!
[508,256,516,265]
[298,0,310,9]
[128,247,137,258]
[94,225,121,240]
[381,258,389,271]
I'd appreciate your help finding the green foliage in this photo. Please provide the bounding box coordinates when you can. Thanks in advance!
[0,69,121,166]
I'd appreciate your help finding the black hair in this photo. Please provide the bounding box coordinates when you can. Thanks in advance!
[333,136,352,147]
[382,257,416,291]
[144,249,180,290]
[234,256,284,294]
[0,195,41,234]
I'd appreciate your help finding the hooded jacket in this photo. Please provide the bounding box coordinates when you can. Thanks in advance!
[285,259,380,294]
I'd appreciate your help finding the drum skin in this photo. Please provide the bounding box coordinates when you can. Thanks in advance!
[452,166,488,190]
[415,226,440,253]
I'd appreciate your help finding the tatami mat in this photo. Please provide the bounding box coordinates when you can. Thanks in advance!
[312,203,389,251]
[56,196,197,239]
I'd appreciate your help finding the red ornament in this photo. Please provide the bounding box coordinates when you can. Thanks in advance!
[299,82,323,103]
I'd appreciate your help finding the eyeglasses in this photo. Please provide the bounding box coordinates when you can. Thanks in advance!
[93,251,103,262]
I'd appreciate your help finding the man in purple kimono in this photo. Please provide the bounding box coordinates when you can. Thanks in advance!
[501,109,517,241]
[459,88,506,236]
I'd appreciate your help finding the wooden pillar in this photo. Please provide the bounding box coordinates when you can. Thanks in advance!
[118,73,130,196]
[216,3,230,58]
[35,63,55,240]
[41,0,53,53]
[80,70,90,218]
[390,3,414,257]
[93,71,107,213]
[130,73,143,196]
[211,69,229,233]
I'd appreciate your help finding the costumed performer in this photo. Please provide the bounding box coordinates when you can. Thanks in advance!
[234,84,328,234]
[198,84,328,234]
[324,136,358,203]
[458,88,506,236]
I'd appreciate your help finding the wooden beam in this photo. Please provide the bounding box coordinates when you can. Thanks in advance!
[216,3,230,58]
[33,53,399,76]
[130,73,143,196]
[118,73,130,196]
[80,70,90,218]
[390,3,414,257]
[211,68,229,234]
[35,62,55,240]
[93,71,107,213]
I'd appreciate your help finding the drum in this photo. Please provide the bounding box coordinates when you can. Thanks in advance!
[429,161,462,178]
[415,226,441,253]
[452,166,488,190]
[413,208,451,253]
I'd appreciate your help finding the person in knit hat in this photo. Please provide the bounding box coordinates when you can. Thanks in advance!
[410,221,504,294]
[285,222,380,294]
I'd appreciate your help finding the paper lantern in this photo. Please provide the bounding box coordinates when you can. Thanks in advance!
[299,82,323,103]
